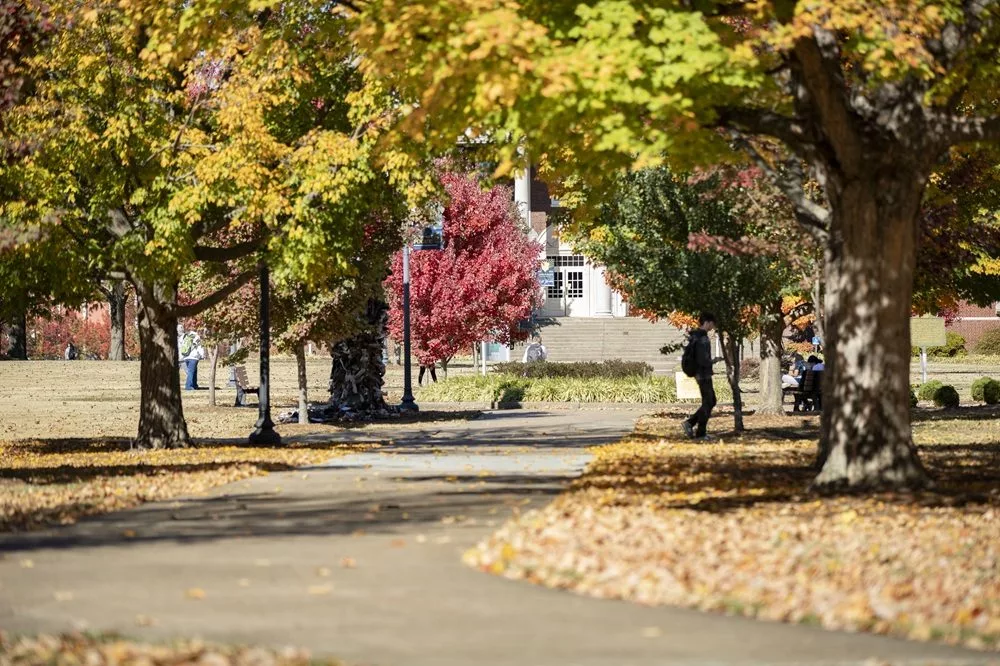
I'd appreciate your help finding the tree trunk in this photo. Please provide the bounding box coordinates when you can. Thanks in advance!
[296,343,309,424]
[108,280,127,361]
[757,297,785,416]
[813,178,928,490]
[721,332,744,433]
[441,356,450,379]
[6,308,27,359]
[135,280,191,449]
[208,342,220,407]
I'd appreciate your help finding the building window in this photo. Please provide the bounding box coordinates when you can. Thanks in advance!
[566,271,584,298]
[546,271,564,299]
[548,255,585,267]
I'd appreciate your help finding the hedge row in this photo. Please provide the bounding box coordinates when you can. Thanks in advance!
[419,374,734,404]
[490,360,653,379]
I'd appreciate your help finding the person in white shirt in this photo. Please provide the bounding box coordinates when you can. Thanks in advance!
[522,336,547,363]
[179,328,205,390]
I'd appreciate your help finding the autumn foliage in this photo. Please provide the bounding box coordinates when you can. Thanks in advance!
[385,173,540,366]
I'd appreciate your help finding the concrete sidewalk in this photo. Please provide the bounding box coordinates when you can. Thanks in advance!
[0,410,989,665]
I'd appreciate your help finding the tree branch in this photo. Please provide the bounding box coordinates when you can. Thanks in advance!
[173,269,256,318]
[193,238,263,263]
[729,132,830,241]
[932,113,1000,147]
[714,106,819,159]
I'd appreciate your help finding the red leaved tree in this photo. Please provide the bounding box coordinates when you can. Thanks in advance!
[385,172,541,373]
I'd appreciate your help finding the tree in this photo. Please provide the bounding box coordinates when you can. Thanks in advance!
[576,167,787,432]
[385,172,540,372]
[2,0,407,447]
[358,0,1000,488]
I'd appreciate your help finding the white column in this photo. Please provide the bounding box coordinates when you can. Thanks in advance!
[514,164,531,226]
[593,266,614,318]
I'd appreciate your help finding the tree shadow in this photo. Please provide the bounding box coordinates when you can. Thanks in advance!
[586,413,1000,515]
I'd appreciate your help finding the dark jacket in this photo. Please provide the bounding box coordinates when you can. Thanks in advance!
[690,328,713,379]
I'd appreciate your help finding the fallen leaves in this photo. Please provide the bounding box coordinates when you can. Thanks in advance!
[465,412,1000,651]
[0,438,374,533]
[0,632,342,665]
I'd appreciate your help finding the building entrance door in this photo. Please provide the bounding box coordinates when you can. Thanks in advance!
[542,255,590,317]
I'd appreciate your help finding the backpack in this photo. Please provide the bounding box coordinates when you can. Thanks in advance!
[681,335,698,377]
[180,333,195,356]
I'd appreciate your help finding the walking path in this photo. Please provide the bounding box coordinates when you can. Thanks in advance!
[0,410,988,665]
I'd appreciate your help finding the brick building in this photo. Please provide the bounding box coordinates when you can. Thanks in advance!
[949,301,1000,348]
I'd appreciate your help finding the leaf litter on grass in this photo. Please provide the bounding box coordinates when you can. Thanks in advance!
[0,632,344,666]
[464,412,1000,651]
[0,438,377,532]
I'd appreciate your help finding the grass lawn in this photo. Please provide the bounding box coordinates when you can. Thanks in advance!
[0,359,475,533]
[465,408,1000,651]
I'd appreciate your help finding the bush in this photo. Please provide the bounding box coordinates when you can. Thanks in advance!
[932,385,960,409]
[971,377,993,402]
[917,380,944,401]
[974,328,1000,355]
[419,374,734,404]
[983,380,1000,405]
[491,360,654,379]
[911,331,967,358]
[910,387,918,408]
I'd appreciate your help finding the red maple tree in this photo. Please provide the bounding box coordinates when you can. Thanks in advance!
[385,172,541,369]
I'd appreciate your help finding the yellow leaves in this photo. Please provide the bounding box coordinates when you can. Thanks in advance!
[467,411,1000,651]
[185,587,207,600]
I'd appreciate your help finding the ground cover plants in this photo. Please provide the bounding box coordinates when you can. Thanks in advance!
[419,374,734,404]
[465,410,1000,651]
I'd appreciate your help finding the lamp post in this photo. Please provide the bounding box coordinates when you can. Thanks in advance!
[249,261,281,445]
[399,243,418,412]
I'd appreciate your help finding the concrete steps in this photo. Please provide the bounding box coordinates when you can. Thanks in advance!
[512,317,687,373]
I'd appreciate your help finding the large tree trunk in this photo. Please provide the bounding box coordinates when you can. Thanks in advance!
[329,300,390,416]
[757,298,785,416]
[108,280,127,361]
[6,308,27,359]
[296,343,309,424]
[813,177,928,490]
[135,280,191,449]
[721,332,744,433]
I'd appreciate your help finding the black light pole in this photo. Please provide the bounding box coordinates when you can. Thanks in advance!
[400,243,418,412]
[249,261,281,444]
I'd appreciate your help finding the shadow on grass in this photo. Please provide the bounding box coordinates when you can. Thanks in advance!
[590,410,1000,515]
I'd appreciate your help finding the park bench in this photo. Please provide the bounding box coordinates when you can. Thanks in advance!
[233,365,259,407]
[784,369,823,412]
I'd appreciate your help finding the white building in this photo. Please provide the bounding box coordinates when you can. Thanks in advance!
[514,167,628,318]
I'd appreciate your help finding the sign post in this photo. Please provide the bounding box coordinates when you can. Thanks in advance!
[910,317,947,385]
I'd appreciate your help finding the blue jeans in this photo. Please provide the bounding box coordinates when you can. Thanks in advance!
[184,359,199,390]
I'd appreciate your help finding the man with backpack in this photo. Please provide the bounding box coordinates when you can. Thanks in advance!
[682,312,717,440]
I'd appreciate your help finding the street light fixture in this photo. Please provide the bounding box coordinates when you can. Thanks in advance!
[399,212,444,413]
[249,261,281,445]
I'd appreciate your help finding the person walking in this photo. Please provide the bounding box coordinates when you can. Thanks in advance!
[683,312,718,440]
[179,328,205,390]
[418,362,437,386]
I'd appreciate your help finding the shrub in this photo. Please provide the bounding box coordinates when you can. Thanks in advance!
[917,380,944,401]
[419,374,734,404]
[739,357,760,382]
[932,385,960,409]
[971,377,993,402]
[983,380,1000,405]
[911,331,967,358]
[491,360,653,379]
[974,328,1000,355]
[910,387,918,408]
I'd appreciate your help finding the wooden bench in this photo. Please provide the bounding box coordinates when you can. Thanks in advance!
[233,365,259,407]
[784,370,823,412]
